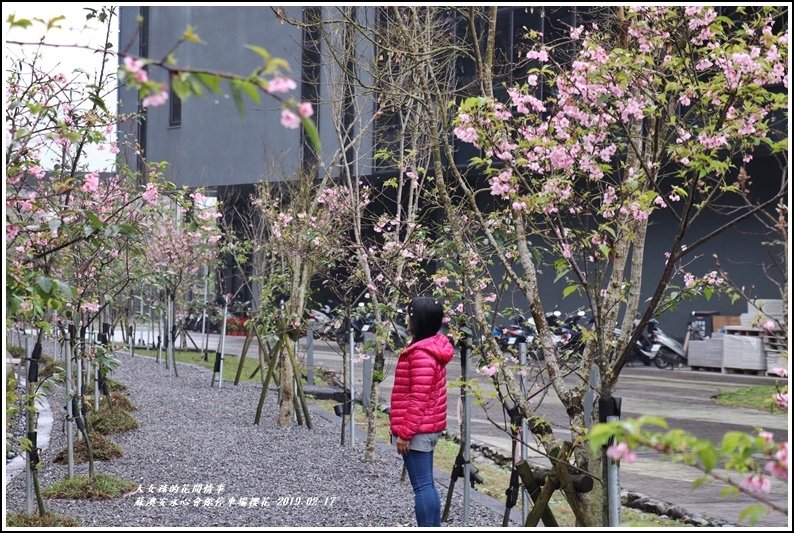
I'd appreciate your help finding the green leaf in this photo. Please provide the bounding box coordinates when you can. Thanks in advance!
[46,15,65,30]
[246,45,271,62]
[738,504,768,526]
[693,441,717,472]
[48,218,62,234]
[636,415,668,430]
[195,72,223,94]
[229,81,245,119]
[54,280,72,299]
[301,114,322,154]
[719,431,747,454]
[586,422,622,452]
[691,475,710,489]
[182,24,204,43]
[36,276,53,295]
[8,15,33,29]
[86,211,103,229]
[89,94,108,113]
[172,76,193,100]
[238,80,261,104]
[704,286,714,301]
[719,486,739,498]
[562,284,579,299]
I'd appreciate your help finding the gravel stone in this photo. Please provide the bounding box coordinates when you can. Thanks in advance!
[6,351,509,527]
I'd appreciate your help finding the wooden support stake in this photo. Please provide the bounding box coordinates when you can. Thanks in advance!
[552,442,593,527]
[254,339,281,425]
[516,460,559,527]
[524,471,558,527]
[285,338,313,429]
[233,329,254,385]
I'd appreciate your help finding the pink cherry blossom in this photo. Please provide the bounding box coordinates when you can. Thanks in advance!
[762,320,777,332]
[124,56,144,73]
[606,442,636,463]
[142,90,168,107]
[774,392,788,409]
[478,365,499,377]
[142,183,159,204]
[739,474,771,495]
[771,367,788,378]
[758,430,774,446]
[7,225,20,241]
[80,302,100,313]
[776,442,788,468]
[280,109,300,129]
[764,460,787,481]
[29,165,46,179]
[82,172,100,193]
[684,273,696,288]
[298,101,314,118]
[266,77,297,94]
[434,275,449,288]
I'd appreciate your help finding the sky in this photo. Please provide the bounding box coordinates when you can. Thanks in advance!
[3,3,119,170]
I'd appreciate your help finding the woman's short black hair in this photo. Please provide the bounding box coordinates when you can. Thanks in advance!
[408,297,443,342]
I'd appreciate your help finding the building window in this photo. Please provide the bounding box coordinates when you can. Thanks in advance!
[169,74,182,127]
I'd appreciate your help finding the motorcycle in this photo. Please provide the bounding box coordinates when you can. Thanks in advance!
[647,318,687,369]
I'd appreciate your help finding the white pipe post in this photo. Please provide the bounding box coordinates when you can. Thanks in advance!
[607,414,621,526]
[201,264,209,360]
[462,335,471,525]
[24,335,32,515]
[518,340,528,524]
[64,334,74,477]
[348,326,355,448]
[219,299,228,389]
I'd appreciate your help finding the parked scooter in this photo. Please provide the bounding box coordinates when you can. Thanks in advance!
[647,318,687,368]
[619,319,662,367]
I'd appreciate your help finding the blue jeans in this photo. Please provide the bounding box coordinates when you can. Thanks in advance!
[403,449,441,526]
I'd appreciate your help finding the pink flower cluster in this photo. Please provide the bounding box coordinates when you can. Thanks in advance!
[142,90,168,108]
[489,170,514,198]
[478,365,499,377]
[82,172,100,193]
[266,77,297,94]
[606,442,636,463]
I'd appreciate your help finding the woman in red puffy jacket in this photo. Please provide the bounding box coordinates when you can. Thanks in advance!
[390,297,454,527]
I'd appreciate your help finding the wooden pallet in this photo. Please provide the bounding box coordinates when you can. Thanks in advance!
[722,328,766,373]
[762,330,787,375]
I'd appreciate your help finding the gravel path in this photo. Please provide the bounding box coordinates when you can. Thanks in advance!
[5,351,509,527]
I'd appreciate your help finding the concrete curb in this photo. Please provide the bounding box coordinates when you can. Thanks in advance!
[6,393,54,486]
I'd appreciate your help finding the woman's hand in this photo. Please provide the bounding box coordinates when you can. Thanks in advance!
[396,437,410,456]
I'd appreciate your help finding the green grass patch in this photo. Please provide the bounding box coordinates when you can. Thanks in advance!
[88,407,139,435]
[43,473,137,500]
[6,512,81,527]
[621,507,693,527]
[54,433,123,464]
[5,344,26,359]
[713,385,786,413]
[107,379,128,393]
[134,348,266,384]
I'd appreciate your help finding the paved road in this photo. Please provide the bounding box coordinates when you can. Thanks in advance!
[134,331,789,526]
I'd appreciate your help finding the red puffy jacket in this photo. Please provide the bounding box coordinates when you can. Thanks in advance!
[390,333,455,441]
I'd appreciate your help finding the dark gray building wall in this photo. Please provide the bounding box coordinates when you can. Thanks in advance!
[119,6,314,187]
